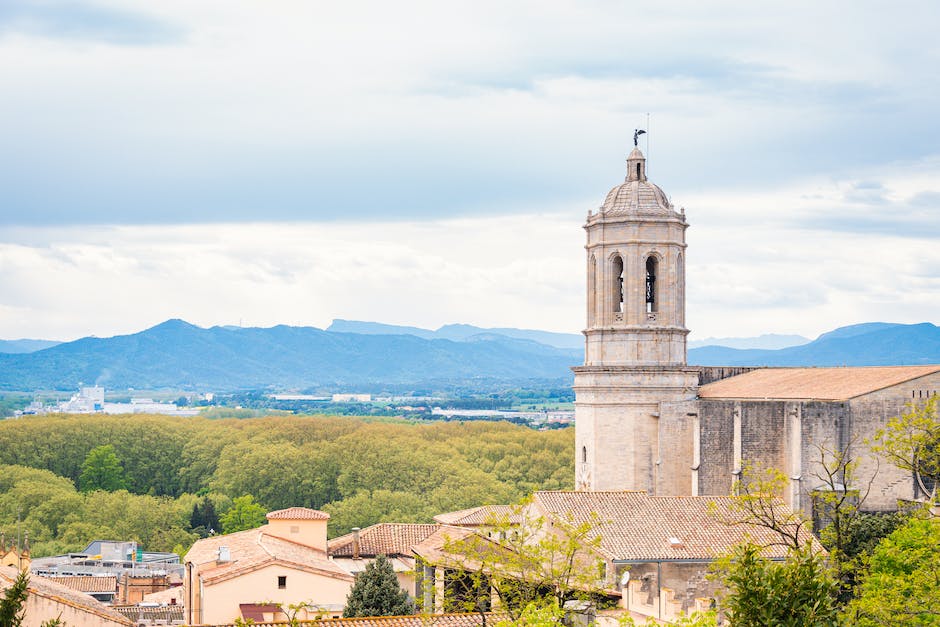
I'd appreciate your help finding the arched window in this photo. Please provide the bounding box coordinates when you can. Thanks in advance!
[582,446,588,464]
[645,256,658,313]
[677,252,684,325]
[612,255,624,313]
[588,255,597,326]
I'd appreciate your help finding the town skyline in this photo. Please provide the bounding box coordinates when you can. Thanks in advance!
[1,1,938,341]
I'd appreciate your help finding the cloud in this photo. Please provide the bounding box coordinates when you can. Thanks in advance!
[0,2,937,226]
[0,0,183,45]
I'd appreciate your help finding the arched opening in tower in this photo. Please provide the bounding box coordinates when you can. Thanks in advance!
[645,256,658,313]
[612,255,625,314]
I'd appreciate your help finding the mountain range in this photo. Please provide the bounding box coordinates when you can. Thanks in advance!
[0,320,938,392]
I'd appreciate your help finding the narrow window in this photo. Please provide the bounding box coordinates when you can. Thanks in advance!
[645,256,658,312]
[636,163,641,179]
[588,255,597,326]
[582,446,587,463]
[612,255,625,313]
[278,575,287,589]
[677,253,684,325]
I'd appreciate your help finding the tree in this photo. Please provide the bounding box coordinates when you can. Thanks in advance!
[219,495,267,534]
[843,515,940,626]
[715,463,809,550]
[0,569,28,627]
[438,501,608,621]
[712,543,840,627]
[78,445,126,493]
[871,396,940,503]
[343,555,414,617]
[190,497,220,537]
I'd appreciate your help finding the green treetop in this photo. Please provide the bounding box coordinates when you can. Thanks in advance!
[343,554,414,618]
[78,444,126,493]
[219,495,267,534]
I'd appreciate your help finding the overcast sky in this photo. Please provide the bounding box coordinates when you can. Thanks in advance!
[1,0,938,342]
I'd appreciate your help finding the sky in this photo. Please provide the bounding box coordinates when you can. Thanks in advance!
[0,0,939,342]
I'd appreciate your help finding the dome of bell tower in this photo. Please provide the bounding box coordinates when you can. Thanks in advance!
[599,147,675,215]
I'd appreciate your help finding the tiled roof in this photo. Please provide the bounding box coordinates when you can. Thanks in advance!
[410,526,482,565]
[329,523,439,557]
[43,574,116,593]
[267,507,330,520]
[532,491,814,561]
[699,366,940,401]
[1,567,133,625]
[185,528,353,585]
[433,505,521,526]
[312,612,507,627]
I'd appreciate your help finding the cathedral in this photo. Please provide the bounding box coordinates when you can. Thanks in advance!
[574,145,940,520]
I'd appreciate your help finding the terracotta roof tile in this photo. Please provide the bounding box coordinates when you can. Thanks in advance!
[185,529,352,585]
[329,523,439,557]
[532,491,815,561]
[43,575,116,593]
[313,612,507,627]
[433,505,521,526]
[699,366,940,401]
[267,507,330,520]
[0,567,132,625]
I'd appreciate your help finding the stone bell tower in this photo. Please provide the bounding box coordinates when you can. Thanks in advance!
[573,145,700,494]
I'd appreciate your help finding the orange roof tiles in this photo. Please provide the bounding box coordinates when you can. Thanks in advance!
[532,491,814,562]
[185,528,352,585]
[699,366,940,401]
[433,505,521,526]
[1,568,132,625]
[43,575,116,593]
[310,612,507,627]
[266,507,330,520]
[329,523,439,557]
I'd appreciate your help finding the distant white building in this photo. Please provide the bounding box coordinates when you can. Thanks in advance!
[331,393,371,403]
[37,387,199,417]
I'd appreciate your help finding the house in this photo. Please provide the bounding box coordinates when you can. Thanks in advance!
[0,533,30,570]
[414,491,815,624]
[183,507,355,625]
[0,565,132,627]
[329,523,439,597]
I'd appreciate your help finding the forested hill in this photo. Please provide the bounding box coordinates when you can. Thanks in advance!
[0,319,580,391]
[0,414,573,557]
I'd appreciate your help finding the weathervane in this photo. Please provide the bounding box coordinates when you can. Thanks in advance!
[634,129,646,146]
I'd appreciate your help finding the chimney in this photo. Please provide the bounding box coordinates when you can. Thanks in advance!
[352,528,361,560]
[217,546,231,563]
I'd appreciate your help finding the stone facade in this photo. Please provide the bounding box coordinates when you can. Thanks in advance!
[575,147,936,520]
[574,147,699,493]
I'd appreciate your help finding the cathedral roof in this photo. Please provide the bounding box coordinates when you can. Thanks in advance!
[599,147,675,216]
[698,365,940,401]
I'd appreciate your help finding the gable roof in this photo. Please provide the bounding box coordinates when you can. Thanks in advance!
[410,525,482,565]
[267,507,330,520]
[433,505,521,526]
[532,491,813,562]
[185,528,353,586]
[43,574,116,593]
[329,523,439,557]
[698,366,940,401]
[0,567,132,625]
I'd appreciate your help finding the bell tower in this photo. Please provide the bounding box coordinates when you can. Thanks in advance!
[573,145,700,494]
